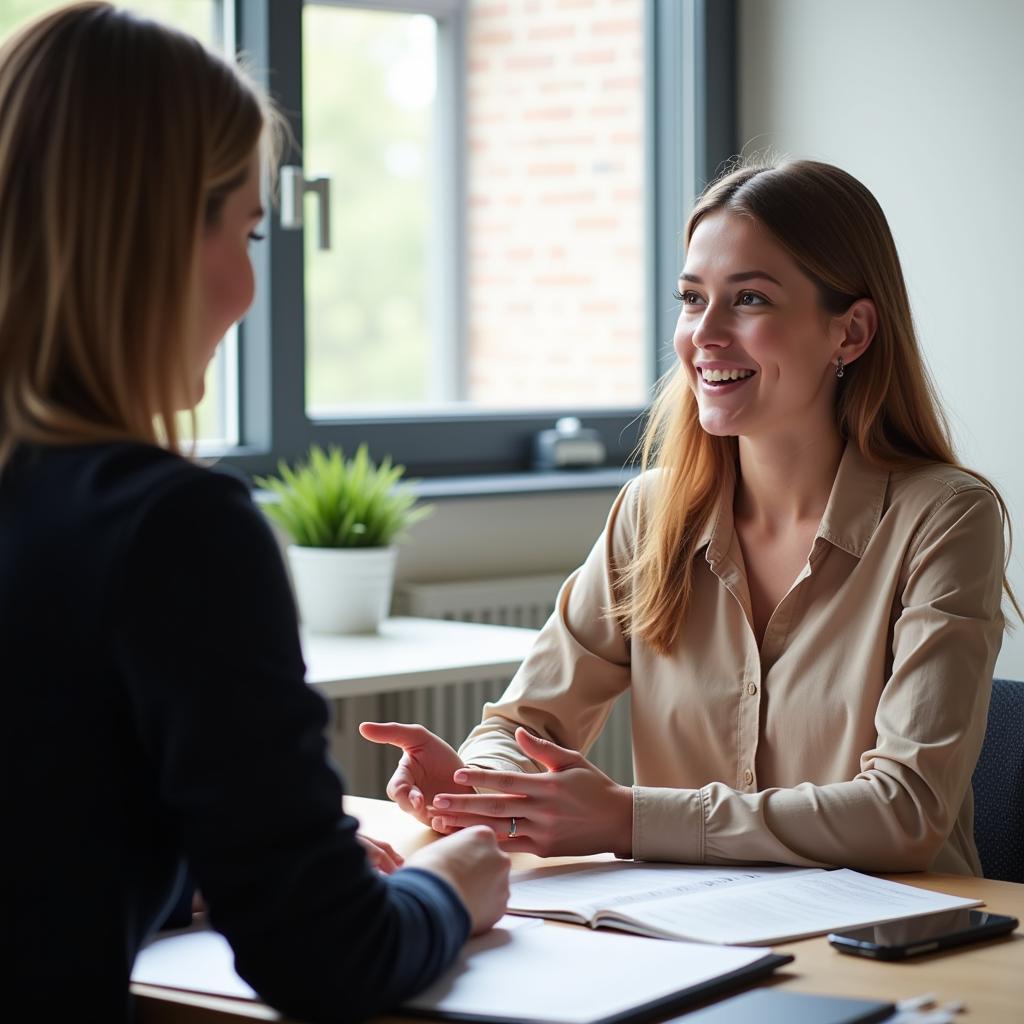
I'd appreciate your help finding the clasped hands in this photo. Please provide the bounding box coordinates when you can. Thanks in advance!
[359,721,633,859]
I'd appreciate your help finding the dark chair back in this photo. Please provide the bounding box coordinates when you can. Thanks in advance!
[972,677,1024,883]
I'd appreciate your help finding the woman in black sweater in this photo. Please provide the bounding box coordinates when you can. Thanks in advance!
[0,4,509,1021]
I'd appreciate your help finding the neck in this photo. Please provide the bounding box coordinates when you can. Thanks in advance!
[735,428,845,532]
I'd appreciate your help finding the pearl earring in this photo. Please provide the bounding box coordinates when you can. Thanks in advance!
[835,357,845,379]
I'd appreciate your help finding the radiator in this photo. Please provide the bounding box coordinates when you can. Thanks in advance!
[327,574,634,797]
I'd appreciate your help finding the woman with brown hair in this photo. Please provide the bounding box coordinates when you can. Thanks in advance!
[365,158,1017,877]
[1,4,508,1021]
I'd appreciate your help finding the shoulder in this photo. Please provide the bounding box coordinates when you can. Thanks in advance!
[617,468,664,514]
[118,451,263,555]
[599,469,662,566]
[884,462,1003,570]
[608,469,658,531]
[888,461,1001,526]
[17,443,266,574]
[83,443,254,538]
[3,440,251,544]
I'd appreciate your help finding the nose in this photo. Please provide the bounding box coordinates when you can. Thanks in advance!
[690,302,732,351]
[675,302,732,360]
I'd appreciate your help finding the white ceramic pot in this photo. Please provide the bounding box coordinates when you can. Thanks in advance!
[287,545,398,634]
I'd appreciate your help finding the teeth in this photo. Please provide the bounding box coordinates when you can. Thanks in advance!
[701,368,754,382]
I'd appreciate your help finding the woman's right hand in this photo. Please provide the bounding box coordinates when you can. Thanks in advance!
[405,826,510,935]
[358,721,475,826]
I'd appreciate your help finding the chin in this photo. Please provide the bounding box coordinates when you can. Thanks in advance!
[697,411,742,438]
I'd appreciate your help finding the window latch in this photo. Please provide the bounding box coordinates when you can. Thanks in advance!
[279,166,332,250]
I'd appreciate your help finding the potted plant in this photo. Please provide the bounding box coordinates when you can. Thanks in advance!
[256,444,432,634]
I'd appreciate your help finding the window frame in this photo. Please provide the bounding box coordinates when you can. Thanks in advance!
[225,0,736,481]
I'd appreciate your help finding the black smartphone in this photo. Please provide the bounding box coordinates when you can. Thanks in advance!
[828,908,1018,960]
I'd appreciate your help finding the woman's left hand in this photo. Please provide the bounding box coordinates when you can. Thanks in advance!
[428,727,633,858]
[358,833,405,874]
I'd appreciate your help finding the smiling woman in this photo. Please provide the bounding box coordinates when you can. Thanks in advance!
[365,157,1020,882]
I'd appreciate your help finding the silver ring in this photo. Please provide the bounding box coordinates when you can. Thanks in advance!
[508,816,518,839]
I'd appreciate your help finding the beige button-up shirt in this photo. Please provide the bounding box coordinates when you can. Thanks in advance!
[459,443,1005,875]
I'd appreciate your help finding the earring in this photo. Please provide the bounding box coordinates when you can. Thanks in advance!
[835,357,845,379]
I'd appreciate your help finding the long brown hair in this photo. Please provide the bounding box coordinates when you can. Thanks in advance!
[0,2,281,468]
[618,157,1020,655]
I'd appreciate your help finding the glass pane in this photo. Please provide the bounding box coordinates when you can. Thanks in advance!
[302,0,648,416]
[303,6,436,416]
[0,0,235,447]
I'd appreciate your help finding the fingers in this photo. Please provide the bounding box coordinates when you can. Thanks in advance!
[357,834,404,874]
[370,837,404,866]
[430,812,507,834]
[359,721,433,750]
[430,792,527,818]
[431,812,536,848]
[385,757,427,816]
[386,773,431,823]
[452,767,553,795]
[514,727,581,772]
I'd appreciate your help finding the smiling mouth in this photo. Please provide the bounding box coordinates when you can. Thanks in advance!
[699,368,756,387]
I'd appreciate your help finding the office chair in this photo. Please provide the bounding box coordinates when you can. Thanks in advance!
[972,677,1024,883]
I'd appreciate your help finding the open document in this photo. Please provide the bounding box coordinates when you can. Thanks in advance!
[508,862,982,945]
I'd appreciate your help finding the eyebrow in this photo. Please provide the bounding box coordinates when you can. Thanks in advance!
[680,270,784,287]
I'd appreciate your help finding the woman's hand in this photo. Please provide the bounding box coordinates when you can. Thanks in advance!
[358,721,475,826]
[428,727,634,858]
[357,833,404,875]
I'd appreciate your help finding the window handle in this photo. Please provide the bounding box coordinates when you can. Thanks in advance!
[279,166,332,250]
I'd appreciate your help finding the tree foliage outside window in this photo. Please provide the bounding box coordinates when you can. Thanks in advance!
[302,7,435,414]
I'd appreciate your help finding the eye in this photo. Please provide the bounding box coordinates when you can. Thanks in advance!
[248,231,266,244]
[737,290,768,306]
[673,289,705,306]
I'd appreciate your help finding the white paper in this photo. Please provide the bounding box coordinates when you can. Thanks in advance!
[132,915,776,1023]
[133,926,256,1000]
[510,861,816,919]
[404,920,774,1023]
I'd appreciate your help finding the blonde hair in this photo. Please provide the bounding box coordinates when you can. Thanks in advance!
[0,1,281,467]
[618,157,1020,654]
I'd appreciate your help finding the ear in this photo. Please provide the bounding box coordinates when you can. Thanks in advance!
[832,298,877,369]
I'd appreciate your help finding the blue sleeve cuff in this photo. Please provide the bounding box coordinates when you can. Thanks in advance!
[389,866,471,959]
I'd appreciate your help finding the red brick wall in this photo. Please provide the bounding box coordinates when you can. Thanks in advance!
[465,0,647,409]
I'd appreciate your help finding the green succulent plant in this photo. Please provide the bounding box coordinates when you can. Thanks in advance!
[255,444,433,548]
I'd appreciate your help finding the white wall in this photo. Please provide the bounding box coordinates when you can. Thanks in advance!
[738,0,1024,678]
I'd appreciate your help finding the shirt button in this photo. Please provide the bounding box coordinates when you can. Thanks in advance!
[746,682,757,696]
[743,769,754,785]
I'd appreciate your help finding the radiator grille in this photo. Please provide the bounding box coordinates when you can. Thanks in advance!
[328,574,633,797]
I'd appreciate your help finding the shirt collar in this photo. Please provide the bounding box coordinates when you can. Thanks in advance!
[815,440,889,558]
[695,439,889,562]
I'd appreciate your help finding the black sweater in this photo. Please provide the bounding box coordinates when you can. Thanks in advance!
[3,442,468,1022]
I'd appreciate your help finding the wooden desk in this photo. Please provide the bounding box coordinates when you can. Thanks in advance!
[134,797,1024,1023]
